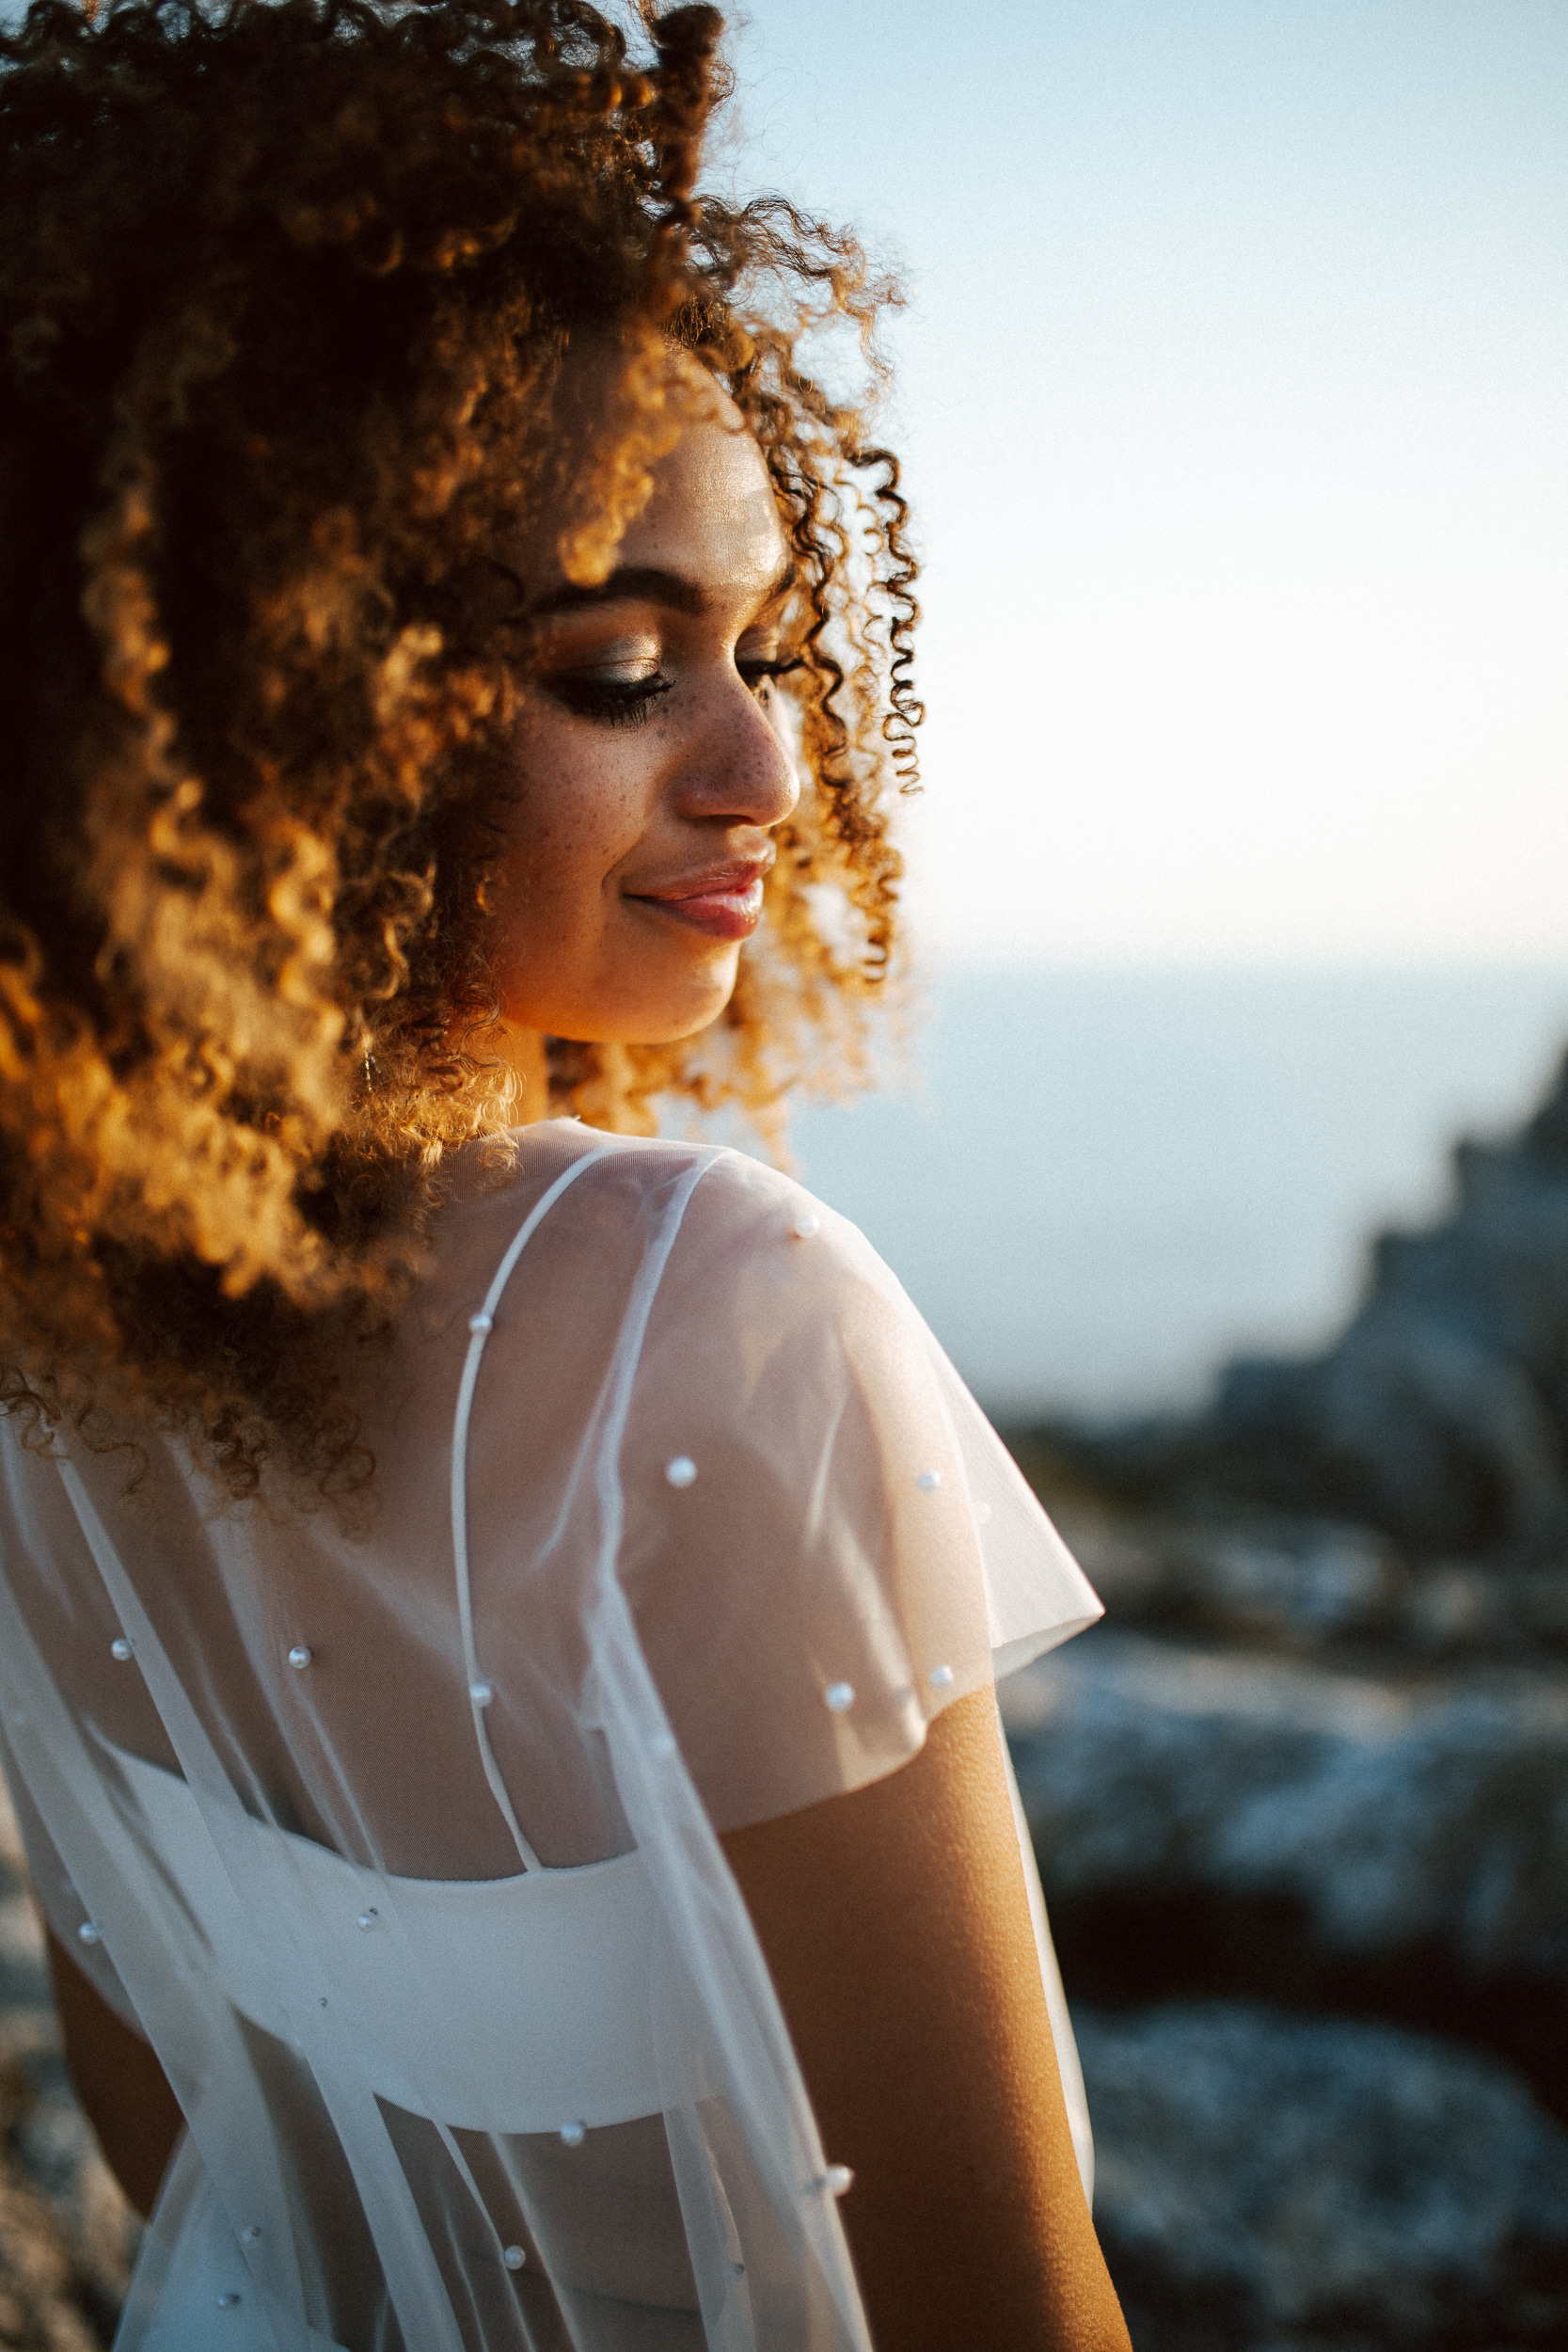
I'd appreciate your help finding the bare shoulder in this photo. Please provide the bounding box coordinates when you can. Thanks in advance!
[436,1125,888,1311]
[653,1142,908,1338]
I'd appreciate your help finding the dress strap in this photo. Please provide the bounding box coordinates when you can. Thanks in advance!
[450,1143,614,1872]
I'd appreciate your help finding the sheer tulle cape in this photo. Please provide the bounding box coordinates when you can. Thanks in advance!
[0,1123,1101,2350]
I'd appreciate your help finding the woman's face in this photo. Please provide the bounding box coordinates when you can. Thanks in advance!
[488,369,799,1051]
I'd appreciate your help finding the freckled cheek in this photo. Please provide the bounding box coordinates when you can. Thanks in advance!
[499,745,653,928]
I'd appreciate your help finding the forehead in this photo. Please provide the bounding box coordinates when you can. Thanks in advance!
[618,401,786,596]
[539,343,787,603]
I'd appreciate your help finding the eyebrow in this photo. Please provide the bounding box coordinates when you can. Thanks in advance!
[527,559,796,621]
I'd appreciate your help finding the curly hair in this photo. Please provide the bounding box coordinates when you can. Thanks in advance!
[0,0,920,1500]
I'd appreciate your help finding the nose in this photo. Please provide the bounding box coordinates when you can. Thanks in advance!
[672,669,800,834]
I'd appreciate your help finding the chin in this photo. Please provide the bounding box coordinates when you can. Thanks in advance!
[516,948,742,1052]
[609,968,739,1048]
[606,950,742,1044]
[618,1003,732,1049]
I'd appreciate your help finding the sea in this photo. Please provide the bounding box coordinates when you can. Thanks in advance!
[763,966,1568,1424]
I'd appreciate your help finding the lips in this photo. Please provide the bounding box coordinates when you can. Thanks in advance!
[627,861,770,943]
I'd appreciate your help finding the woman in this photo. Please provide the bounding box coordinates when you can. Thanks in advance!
[0,1,1132,2344]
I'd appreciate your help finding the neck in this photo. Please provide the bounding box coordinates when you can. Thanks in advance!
[503,1026,551,1125]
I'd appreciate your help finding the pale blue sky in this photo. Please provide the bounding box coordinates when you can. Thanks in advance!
[721,2,1568,965]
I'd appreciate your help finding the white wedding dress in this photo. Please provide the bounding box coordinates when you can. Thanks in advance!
[0,1123,1101,2350]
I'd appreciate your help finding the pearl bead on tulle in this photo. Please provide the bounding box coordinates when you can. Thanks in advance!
[356,1910,378,1931]
[823,1682,854,1713]
[665,1456,697,1488]
[818,2165,854,2197]
[792,1212,820,1240]
[469,1680,495,1708]
[217,2293,243,2309]
[916,1470,941,1492]
[560,2121,586,2148]
[287,1645,311,1670]
[929,1663,955,1689]
[468,1313,493,1335]
[77,1922,99,1945]
[502,2246,527,2271]
[109,1638,133,1662]
[242,2226,261,2245]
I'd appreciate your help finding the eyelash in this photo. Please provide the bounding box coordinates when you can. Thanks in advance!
[547,674,673,729]
[546,657,804,732]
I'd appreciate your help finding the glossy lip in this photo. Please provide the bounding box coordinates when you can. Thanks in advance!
[626,856,772,943]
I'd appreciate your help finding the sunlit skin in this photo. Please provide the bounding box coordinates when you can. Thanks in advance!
[50,357,1132,2350]
[486,359,800,1116]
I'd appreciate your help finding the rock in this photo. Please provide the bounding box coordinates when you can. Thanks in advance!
[1077,1999,1568,2350]
[1050,1505,1410,1653]
[1032,1500,1568,1661]
[0,2060,122,2352]
[1027,1045,1568,1557]
[996,1042,1568,2338]
[0,1782,136,2347]
[1003,1629,1568,1987]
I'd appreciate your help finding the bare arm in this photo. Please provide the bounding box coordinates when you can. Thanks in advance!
[721,1684,1131,2352]
[45,1926,182,2220]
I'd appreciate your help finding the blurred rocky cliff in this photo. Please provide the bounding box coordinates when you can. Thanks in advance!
[0,1786,136,2347]
[1041,1043,1568,1560]
[1005,1046,1568,2350]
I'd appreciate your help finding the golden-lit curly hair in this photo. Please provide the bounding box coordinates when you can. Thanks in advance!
[0,0,921,1500]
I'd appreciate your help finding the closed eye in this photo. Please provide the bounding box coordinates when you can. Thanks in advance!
[543,649,802,728]
[544,672,673,729]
